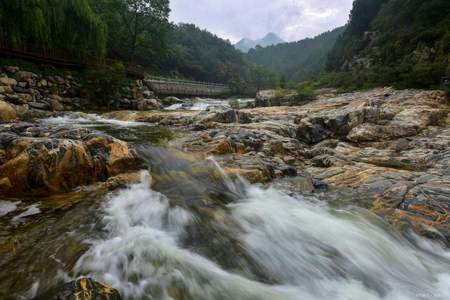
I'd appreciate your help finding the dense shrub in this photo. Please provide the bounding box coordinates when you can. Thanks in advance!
[296,83,315,101]
[83,63,128,108]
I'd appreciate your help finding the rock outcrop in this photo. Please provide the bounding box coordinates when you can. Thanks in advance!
[0,124,141,196]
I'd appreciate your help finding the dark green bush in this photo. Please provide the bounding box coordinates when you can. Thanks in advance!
[445,87,450,103]
[83,63,128,109]
[296,83,315,101]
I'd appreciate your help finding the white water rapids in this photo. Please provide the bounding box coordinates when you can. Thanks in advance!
[74,171,450,300]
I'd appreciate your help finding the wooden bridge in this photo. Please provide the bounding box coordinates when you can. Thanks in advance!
[144,77,231,97]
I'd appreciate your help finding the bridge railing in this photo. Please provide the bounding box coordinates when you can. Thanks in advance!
[145,76,228,87]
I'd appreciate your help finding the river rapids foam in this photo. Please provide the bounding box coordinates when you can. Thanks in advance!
[74,171,450,300]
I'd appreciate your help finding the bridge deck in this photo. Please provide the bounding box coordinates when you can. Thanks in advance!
[144,77,231,97]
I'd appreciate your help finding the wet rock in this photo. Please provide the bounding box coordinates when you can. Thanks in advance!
[162,96,184,106]
[297,122,332,144]
[374,179,450,246]
[347,123,420,142]
[255,89,313,107]
[142,89,155,99]
[136,98,162,111]
[34,277,122,300]
[200,109,252,124]
[0,127,141,196]
[29,102,50,110]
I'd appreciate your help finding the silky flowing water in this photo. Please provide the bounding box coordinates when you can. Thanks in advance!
[1,113,449,300]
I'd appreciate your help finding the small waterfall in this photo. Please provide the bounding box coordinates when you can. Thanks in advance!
[74,169,450,300]
[74,172,301,300]
[231,185,450,299]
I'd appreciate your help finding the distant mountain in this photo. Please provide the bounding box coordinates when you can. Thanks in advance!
[234,33,285,52]
[246,27,346,82]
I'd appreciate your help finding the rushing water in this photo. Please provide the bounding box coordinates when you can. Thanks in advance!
[1,113,450,300]
[164,97,255,111]
[72,171,450,300]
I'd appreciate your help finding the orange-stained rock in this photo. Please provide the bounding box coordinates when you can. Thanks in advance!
[223,167,268,184]
[207,139,233,155]
[235,142,248,154]
[0,135,141,196]
[34,277,122,300]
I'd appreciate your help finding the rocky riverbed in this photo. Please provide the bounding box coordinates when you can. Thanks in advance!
[0,79,449,299]
[104,87,450,245]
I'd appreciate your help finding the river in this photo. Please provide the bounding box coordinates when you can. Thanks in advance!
[0,112,449,300]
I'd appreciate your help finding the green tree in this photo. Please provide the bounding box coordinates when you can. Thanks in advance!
[279,75,287,88]
[83,63,128,108]
[90,0,170,64]
[0,0,107,60]
[122,0,170,61]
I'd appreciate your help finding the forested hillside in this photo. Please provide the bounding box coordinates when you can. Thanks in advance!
[327,0,450,89]
[0,0,277,90]
[247,27,345,82]
[160,24,248,83]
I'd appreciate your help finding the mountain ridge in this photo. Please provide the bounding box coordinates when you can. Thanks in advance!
[246,27,346,82]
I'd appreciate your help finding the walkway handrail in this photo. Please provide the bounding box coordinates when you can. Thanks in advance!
[145,76,228,87]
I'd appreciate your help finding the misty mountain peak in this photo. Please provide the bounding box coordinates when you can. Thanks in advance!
[234,33,285,52]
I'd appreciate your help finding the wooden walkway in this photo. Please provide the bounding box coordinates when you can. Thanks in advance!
[144,77,231,97]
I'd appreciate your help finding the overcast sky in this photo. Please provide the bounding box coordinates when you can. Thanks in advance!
[170,0,354,43]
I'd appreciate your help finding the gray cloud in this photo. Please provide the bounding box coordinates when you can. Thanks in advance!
[170,0,354,43]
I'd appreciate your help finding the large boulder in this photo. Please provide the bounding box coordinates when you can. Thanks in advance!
[0,128,141,196]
